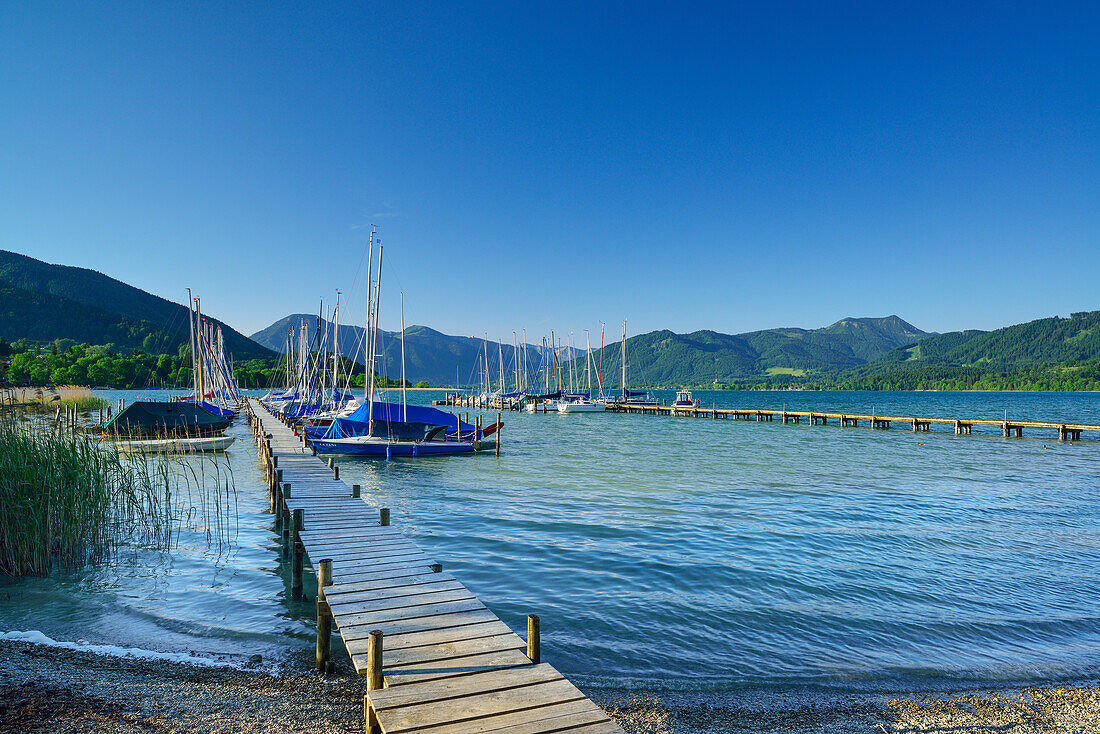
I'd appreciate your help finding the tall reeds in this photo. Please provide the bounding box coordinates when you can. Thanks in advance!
[0,386,107,415]
[0,411,238,577]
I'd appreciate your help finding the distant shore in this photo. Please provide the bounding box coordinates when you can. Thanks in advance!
[2,638,1097,733]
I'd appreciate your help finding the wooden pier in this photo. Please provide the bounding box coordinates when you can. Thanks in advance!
[245,399,622,734]
[604,403,1098,440]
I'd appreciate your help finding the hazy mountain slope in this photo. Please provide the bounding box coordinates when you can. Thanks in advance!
[251,316,546,386]
[0,250,273,359]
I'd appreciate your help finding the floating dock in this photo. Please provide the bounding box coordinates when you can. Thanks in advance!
[605,404,1098,440]
[245,399,622,734]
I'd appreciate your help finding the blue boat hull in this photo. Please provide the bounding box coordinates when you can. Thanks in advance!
[311,438,487,457]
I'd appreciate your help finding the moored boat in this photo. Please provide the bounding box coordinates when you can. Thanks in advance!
[671,389,697,410]
[113,435,237,454]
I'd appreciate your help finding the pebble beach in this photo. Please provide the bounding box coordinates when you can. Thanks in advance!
[2,638,1097,733]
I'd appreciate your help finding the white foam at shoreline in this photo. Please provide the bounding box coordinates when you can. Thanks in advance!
[1,630,267,671]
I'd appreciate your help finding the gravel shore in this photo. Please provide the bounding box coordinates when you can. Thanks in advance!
[1,639,1096,733]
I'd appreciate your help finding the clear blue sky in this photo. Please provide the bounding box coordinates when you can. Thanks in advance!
[2,1,1097,342]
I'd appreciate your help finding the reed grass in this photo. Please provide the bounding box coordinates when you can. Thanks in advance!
[0,386,108,415]
[0,410,238,577]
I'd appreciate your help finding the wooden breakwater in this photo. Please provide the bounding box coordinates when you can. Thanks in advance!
[245,399,622,734]
[605,403,1099,440]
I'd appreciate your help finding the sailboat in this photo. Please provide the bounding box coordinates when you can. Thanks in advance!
[606,319,658,407]
[105,292,237,453]
[558,330,605,412]
[309,232,499,457]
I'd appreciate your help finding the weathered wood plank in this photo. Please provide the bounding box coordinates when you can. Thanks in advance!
[326,571,455,594]
[329,588,476,617]
[362,621,515,653]
[337,598,487,632]
[370,664,561,712]
[324,579,464,606]
[372,678,586,733]
[415,699,612,734]
[375,649,535,686]
[340,609,500,642]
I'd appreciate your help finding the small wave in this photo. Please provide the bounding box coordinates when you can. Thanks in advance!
[0,630,278,673]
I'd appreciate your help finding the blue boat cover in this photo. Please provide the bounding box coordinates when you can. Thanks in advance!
[624,389,649,398]
[320,401,474,440]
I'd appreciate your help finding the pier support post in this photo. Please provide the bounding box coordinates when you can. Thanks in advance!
[954,420,962,435]
[527,614,540,663]
[352,484,361,498]
[291,509,305,599]
[379,508,390,526]
[333,465,339,481]
[367,630,384,691]
[316,559,333,672]
[497,412,502,456]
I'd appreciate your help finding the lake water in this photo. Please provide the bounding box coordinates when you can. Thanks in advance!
[2,389,1099,697]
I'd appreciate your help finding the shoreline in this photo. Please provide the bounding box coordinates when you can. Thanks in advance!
[2,638,1097,733]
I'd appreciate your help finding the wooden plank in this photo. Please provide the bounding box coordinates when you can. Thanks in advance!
[324,579,464,606]
[370,664,561,712]
[326,571,456,595]
[340,609,500,642]
[415,699,613,734]
[376,649,535,686]
[307,542,423,559]
[367,621,515,653]
[336,598,487,632]
[331,565,443,585]
[314,552,434,570]
[379,633,527,669]
[371,678,586,733]
[332,560,440,581]
[330,588,476,617]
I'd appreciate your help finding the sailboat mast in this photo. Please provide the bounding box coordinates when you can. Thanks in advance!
[622,319,627,398]
[400,291,407,422]
[368,244,383,431]
[586,330,592,394]
[187,289,197,400]
[333,290,340,405]
[364,229,375,400]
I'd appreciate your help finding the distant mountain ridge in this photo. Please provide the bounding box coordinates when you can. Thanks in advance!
[253,313,931,387]
[585,316,932,387]
[251,314,556,387]
[0,250,275,359]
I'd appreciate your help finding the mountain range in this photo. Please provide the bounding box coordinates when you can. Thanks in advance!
[3,249,1098,390]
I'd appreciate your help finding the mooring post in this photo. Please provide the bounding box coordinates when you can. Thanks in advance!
[333,465,339,481]
[379,508,390,526]
[527,614,540,663]
[367,630,384,690]
[496,412,502,456]
[291,508,305,599]
[316,558,333,672]
[352,484,361,498]
[328,457,334,468]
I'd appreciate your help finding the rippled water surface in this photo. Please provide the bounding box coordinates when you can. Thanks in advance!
[3,389,1099,693]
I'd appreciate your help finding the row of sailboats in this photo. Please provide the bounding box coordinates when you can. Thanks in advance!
[264,230,499,456]
[104,295,242,452]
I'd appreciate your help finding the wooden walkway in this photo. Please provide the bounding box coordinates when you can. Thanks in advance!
[245,399,622,734]
[604,403,1100,440]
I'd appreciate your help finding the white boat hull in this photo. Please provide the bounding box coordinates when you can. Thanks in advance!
[113,436,237,454]
[557,401,606,413]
